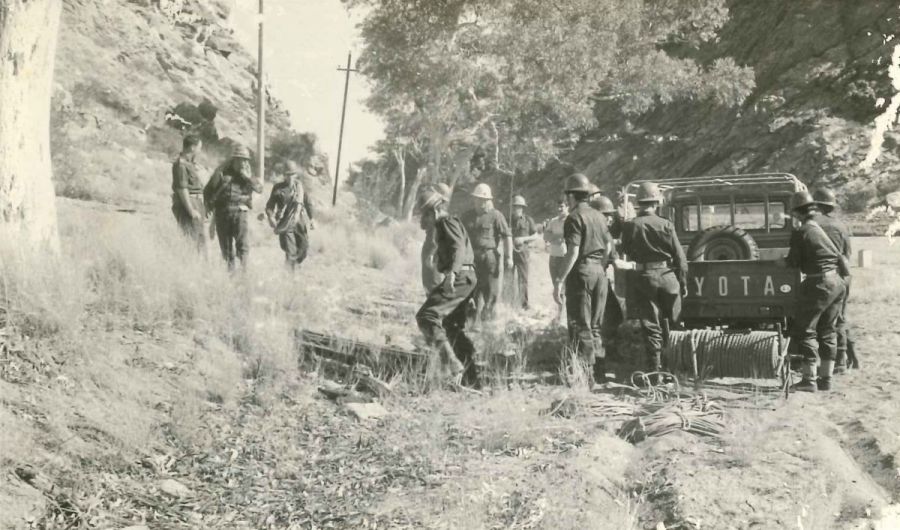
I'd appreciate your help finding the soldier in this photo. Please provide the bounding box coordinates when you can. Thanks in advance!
[415,190,479,386]
[421,183,453,293]
[265,160,315,270]
[203,144,263,270]
[619,182,689,380]
[171,135,206,251]
[813,187,858,372]
[593,194,625,359]
[785,190,848,392]
[461,183,513,322]
[509,195,539,310]
[555,173,613,386]
[543,195,569,324]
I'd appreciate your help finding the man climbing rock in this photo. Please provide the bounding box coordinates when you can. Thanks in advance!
[461,183,513,322]
[203,144,263,270]
[813,187,858,373]
[555,173,613,386]
[266,160,315,270]
[421,183,453,293]
[415,190,479,387]
[509,194,539,310]
[785,190,849,392]
[171,135,206,251]
[619,182,689,382]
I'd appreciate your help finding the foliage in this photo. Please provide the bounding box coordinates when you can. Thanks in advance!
[345,0,755,216]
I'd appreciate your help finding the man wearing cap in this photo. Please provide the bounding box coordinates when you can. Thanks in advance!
[813,188,858,372]
[510,195,540,310]
[415,190,479,386]
[461,183,513,322]
[785,190,849,391]
[619,182,689,379]
[555,173,613,386]
[266,160,315,270]
[171,135,206,251]
[203,144,263,270]
[421,183,453,292]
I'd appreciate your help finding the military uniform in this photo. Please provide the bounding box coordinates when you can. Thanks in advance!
[416,215,479,385]
[620,211,689,373]
[563,202,612,365]
[511,213,538,309]
[266,175,314,269]
[204,161,262,269]
[421,227,440,291]
[462,207,511,320]
[785,215,847,380]
[817,212,856,369]
[171,153,206,249]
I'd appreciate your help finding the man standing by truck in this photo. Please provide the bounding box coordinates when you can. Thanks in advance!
[555,174,613,386]
[462,183,513,322]
[619,182,689,380]
[785,190,849,392]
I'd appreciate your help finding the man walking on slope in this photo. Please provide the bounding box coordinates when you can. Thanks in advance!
[265,160,315,270]
[619,182,689,382]
[812,187,858,373]
[509,195,540,310]
[785,190,849,392]
[203,144,263,270]
[555,174,613,386]
[461,183,513,322]
[415,190,480,387]
[421,183,453,293]
[171,135,206,251]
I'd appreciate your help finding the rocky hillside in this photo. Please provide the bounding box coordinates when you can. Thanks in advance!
[498,0,900,218]
[50,0,327,207]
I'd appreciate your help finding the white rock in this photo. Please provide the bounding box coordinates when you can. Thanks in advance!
[158,478,191,498]
[885,191,900,209]
[345,402,389,421]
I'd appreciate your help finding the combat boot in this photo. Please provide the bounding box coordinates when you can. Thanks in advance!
[438,341,465,383]
[791,363,817,393]
[592,360,608,386]
[817,361,835,391]
[833,350,847,375]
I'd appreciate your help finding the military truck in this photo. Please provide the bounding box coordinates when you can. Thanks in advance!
[616,173,806,384]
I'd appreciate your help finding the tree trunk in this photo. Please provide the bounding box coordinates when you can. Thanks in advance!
[402,166,425,221]
[0,0,62,251]
[393,148,405,216]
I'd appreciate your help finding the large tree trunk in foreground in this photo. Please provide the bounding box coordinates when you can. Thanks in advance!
[0,0,62,251]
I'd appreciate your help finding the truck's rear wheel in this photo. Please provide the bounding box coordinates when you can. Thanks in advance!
[687,226,760,261]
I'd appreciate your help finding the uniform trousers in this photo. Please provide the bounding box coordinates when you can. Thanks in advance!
[416,270,478,384]
[632,269,682,370]
[794,271,845,365]
[279,223,309,269]
[473,248,500,320]
[565,260,607,365]
[215,208,250,269]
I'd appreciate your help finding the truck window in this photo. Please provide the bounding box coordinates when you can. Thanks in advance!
[682,204,731,231]
[734,203,767,230]
[682,201,787,231]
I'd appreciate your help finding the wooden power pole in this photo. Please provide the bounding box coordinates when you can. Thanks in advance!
[332,52,358,206]
[256,0,265,181]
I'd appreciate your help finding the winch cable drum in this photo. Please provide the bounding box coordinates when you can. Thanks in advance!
[663,329,786,379]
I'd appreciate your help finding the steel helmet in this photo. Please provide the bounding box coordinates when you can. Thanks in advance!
[230,144,251,160]
[434,182,452,200]
[588,183,601,196]
[636,182,663,203]
[564,173,592,194]
[418,190,445,212]
[283,159,301,175]
[813,188,837,211]
[471,183,493,200]
[512,195,527,207]
[594,195,616,214]
[791,190,816,212]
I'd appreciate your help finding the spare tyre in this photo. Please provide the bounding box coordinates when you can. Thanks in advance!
[687,225,760,261]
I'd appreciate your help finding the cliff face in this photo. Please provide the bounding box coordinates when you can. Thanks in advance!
[510,0,899,219]
[50,0,324,207]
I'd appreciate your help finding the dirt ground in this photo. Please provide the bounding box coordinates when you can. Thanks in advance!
[1,202,899,529]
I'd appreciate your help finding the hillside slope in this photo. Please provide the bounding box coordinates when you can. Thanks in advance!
[507,0,899,218]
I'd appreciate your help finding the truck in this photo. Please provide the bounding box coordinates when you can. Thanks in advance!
[615,173,806,386]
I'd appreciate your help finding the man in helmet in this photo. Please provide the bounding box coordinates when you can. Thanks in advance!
[171,135,206,252]
[415,190,479,386]
[265,160,315,270]
[812,188,857,372]
[619,181,689,380]
[203,143,263,270]
[461,183,513,322]
[785,190,848,392]
[591,194,625,359]
[421,183,453,292]
[555,173,614,386]
[509,194,539,310]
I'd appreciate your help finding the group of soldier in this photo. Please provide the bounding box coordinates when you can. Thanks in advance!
[414,174,857,392]
[170,137,315,270]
